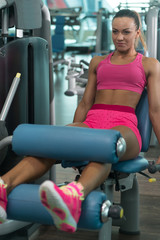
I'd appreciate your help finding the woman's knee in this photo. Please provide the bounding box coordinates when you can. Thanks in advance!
[120,135,140,160]
[112,126,140,161]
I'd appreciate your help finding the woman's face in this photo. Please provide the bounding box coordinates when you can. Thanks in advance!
[112,17,140,52]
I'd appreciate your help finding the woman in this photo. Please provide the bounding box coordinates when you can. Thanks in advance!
[0,9,160,232]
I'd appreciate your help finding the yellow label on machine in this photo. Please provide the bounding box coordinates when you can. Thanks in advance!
[148,178,156,183]
[16,73,21,78]
[120,209,124,218]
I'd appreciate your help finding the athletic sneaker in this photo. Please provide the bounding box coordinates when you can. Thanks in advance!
[39,181,84,233]
[0,179,7,224]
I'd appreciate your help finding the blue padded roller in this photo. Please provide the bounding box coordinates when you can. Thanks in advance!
[7,184,106,230]
[12,125,121,164]
[112,156,149,173]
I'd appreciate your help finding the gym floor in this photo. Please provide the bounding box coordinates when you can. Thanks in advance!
[32,52,160,240]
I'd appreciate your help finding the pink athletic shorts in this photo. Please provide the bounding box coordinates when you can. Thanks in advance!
[83,104,142,152]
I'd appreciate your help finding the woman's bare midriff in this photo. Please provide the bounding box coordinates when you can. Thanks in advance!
[94,89,141,109]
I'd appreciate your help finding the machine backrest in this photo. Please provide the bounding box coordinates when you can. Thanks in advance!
[0,1,42,30]
[135,89,152,152]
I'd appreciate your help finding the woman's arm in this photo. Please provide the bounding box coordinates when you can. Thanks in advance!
[73,56,101,123]
[147,58,160,163]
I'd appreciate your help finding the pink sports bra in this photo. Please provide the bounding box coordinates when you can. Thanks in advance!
[96,52,147,94]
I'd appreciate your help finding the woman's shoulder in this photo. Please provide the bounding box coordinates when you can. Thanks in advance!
[142,56,160,76]
[142,55,159,66]
[90,54,109,69]
[91,54,107,63]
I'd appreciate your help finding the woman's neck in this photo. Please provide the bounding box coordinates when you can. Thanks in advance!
[114,49,137,57]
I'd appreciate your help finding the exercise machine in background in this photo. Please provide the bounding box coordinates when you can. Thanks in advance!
[0,0,54,238]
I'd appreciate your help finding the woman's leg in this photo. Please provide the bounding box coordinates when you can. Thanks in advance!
[112,125,140,161]
[0,123,88,202]
[67,122,112,197]
[1,157,56,194]
[1,122,89,194]
[0,156,56,223]
[0,122,90,223]
[77,125,140,197]
[39,125,140,232]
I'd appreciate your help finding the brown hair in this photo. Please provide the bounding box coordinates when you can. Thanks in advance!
[113,9,147,53]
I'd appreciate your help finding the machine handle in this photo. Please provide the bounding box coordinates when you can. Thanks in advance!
[101,200,124,222]
[148,161,160,174]
[0,73,21,121]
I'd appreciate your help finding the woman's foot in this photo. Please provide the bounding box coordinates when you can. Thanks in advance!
[39,181,84,233]
[0,179,8,224]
